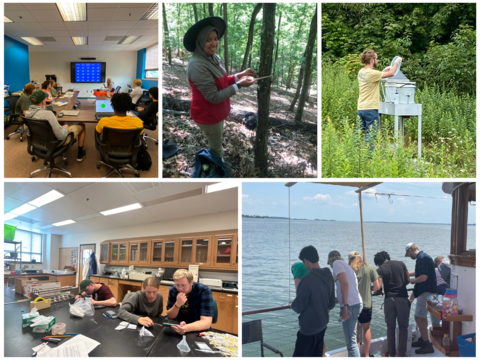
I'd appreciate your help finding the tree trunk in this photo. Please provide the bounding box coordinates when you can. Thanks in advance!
[240,3,263,71]
[193,3,198,22]
[248,54,252,68]
[307,74,312,102]
[286,62,296,89]
[162,3,172,66]
[254,4,276,177]
[176,3,181,57]
[208,3,214,17]
[203,3,206,17]
[295,5,317,123]
[272,11,282,85]
[288,51,306,111]
[223,3,229,75]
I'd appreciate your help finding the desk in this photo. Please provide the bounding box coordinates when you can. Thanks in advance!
[54,90,79,112]
[4,284,26,303]
[4,298,223,357]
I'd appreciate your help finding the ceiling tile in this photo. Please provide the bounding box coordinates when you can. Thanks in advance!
[4,23,25,32]
[40,196,98,220]
[50,183,90,195]
[52,222,93,234]
[4,196,24,213]
[48,30,68,37]
[65,22,88,31]
[68,31,89,37]
[5,3,26,11]
[4,11,38,22]
[88,36,105,44]
[42,22,68,31]
[19,22,48,31]
[68,183,139,212]
[88,22,111,30]
[107,29,127,36]
[53,36,73,42]
[87,8,116,22]
[27,3,58,10]
[113,7,151,21]
[109,21,137,30]
[132,21,157,29]
[9,183,54,203]
[5,183,26,196]
[78,216,122,231]
[88,30,108,36]
[107,208,156,226]
[88,45,102,51]
[22,208,68,224]
[30,10,64,22]
[88,3,121,9]
[120,3,155,8]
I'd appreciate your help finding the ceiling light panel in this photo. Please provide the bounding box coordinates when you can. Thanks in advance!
[4,213,18,221]
[118,35,142,45]
[140,3,159,20]
[10,204,37,216]
[206,183,238,193]
[21,37,45,46]
[72,36,88,45]
[52,219,76,227]
[4,16,13,23]
[101,203,142,216]
[56,3,87,22]
[28,190,64,208]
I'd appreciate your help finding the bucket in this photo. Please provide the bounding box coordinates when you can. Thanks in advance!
[385,83,416,104]
[457,333,476,357]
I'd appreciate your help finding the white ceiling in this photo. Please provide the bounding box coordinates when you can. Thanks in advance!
[4,3,158,52]
[4,182,238,235]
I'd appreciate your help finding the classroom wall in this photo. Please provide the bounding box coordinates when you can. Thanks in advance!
[28,51,137,98]
[4,36,31,93]
[136,48,158,89]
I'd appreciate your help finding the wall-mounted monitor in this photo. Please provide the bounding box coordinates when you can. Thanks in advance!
[70,62,106,83]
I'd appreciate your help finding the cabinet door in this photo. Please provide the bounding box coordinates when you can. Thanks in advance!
[178,238,194,267]
[118,242,128,264]
[159,285,171,316]
[194,236,212,266]
[151,240,164,265]
[107,279,119,300]
[233,295,238,335]
[138,241,150,266]
[212,292,234,333]
[151,239,178,266]
[231,234,238,269]
[129,242,139,264]
[211,234,235,269]
[110,243,119,264]
[100,243,110,264]
[163,240,178,265]
[90,276,99,283]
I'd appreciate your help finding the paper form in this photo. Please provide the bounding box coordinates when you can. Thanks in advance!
[38,342,88,357]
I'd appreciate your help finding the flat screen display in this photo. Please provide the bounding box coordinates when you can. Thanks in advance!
[70,62,106,83]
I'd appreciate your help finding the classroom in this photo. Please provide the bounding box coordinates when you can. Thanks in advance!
[4,3,159,178]
[4,182,239,357]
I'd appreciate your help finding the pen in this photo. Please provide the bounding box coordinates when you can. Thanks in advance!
[63,333,81,335]
[102,313,109,319]
[44,335,71,338]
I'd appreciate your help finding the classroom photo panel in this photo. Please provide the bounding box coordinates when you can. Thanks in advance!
[4,3,159,178]
[4,181,239,356]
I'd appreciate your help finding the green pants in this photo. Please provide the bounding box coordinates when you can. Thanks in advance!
[196,120,224,158]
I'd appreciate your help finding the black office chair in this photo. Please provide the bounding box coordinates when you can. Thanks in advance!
[140,90,152,106]
[95,126,143,178]
[142,113,158,148]
[5,97,27,141]
[127,84,133,93]
[22,116,76,178]
[114,86,121,94]
[242,320,283,357]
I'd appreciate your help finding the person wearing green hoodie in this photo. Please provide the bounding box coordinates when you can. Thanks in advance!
[291,245,335,357]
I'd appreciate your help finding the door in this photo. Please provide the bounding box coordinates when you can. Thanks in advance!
[79,244,95,283]
[212,292,234,333]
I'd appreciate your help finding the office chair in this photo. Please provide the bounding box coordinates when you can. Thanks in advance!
[5,97,27,141]
[140,90,152,106]
[114,86,121,94]
[142,113,158,148]
[95,126,143,178]
[127,84,133,93]
[22,116,76,178]
[212,297,218,324]
[242,320,284,357]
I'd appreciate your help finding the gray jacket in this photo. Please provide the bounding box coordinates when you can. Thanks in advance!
[187,52,238,105]
[117,291,163,324]
[291,267,336,335]
[25,105,68,141]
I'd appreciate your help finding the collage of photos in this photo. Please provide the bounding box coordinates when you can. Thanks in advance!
[2,1,477,360]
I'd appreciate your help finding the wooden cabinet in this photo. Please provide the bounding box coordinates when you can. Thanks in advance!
[90,276,99,283]
[111,242,128,264]
[100,242,110,264]
[178,236,212,267]
[159,284,171,316]
[212,291,235,333]
[211,234,236,268]
[128,240,151,266]
[231,235,238,269]
[233,295,238,335]
[107,278,119,301]
[51,275,76,287]
[150,239,179,266]
[110,243,119,264]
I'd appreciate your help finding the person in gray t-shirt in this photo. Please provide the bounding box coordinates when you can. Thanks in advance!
[118,276,164,327]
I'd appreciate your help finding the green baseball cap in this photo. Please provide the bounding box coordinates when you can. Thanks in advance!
[80,279,94,293]
[30,89,46,104]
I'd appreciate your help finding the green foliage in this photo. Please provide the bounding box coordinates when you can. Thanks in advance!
[322,64,476,178]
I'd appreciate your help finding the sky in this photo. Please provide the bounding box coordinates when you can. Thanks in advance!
[242,182,476,224]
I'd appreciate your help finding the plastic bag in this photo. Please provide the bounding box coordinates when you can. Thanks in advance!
[69,298,94,317]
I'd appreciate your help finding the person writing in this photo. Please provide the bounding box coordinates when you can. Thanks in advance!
[75,279,116,306]
[15,83,35,115]
[357,50,402,149]
[166,269,214,335]
[117,276,164,327]
[137,87,158,124]
[184,17,255,159]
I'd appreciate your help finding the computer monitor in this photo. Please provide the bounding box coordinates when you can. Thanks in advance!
[95,99,114,113]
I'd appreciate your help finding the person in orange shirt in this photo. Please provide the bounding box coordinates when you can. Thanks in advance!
[95,93,144,136]
[41,80,53,105]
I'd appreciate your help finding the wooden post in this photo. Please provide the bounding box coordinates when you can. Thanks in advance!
[359,192,366,261]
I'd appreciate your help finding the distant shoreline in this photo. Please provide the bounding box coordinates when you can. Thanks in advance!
[242,215,476,226]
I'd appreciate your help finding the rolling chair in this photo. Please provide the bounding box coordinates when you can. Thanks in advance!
[22,116,76,178]
[5,97,27,141]
[212,297,218,324]
[127,84,133,93]
[114,86,121,94]
[141,113,158,148]
[140,90,152,107]
[242,320,284,357]
[95,126,143,178]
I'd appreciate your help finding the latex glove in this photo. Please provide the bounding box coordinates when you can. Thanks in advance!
[383,66,392,72]
[238,76,255,88]
[395,57,403,64]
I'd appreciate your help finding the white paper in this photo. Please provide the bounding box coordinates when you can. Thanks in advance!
[54,334,100,354]
[115,324,127,330]
[55,102,68,107]
[195,342,211,350]
[38,342,88,357]
[32,343,51,356]
[29,306,38,315]
[127,324,137,329]
[119,321,129,326]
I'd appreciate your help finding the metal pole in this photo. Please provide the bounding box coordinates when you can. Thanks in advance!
[288,186,291,303]
[359,192,366,261]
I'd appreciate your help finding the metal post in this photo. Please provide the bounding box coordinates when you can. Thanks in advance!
[394,115,399,137]
[418,115,422,158]
[358,192,366,261]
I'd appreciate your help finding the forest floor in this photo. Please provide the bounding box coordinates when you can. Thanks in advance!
[162,57,318,178]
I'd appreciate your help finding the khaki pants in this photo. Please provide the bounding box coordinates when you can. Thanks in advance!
[63,124,82,145]
[196,120,224,158]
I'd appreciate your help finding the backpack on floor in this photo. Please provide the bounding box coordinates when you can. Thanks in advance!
[135,144,152,171]
[193,149,230,178]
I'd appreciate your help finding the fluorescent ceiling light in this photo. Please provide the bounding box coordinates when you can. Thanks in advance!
[10,203,37,216]
[21,37,45,46]
[4,213,18,221]
[28,190,64,208]
[118,36,142,45]
[101,203,142,216]
[52,219,76,227]
[4,16,13,23]
[140,3,159,20]
[56,3,87,22]
[72,36,87,45]
[206,183,238,193]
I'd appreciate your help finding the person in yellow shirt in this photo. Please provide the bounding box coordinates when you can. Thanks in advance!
[357,50,402,148]
[95,93,144,136]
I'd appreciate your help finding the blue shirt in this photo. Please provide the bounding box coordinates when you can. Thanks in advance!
[414,250,437,297]
[167,282,214,323]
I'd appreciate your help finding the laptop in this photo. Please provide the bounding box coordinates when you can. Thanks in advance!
[95,99,114,120]
[62,110,80,116]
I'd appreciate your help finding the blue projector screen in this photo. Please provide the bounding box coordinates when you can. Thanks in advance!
[70,62,106,83]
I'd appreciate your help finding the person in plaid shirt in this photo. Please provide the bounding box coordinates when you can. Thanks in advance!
[167,269,214,334]
[405,242,436,354]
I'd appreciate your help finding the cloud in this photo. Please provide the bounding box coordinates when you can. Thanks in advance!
[242,194,249,199]
[352,203,358,207]
[346,187,380,198]
[242,194,261,205]
[417,201,424,205]
[304,194,344,206]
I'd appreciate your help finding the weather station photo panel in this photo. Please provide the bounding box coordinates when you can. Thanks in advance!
[4,2,159,179]
[242,182,475,357]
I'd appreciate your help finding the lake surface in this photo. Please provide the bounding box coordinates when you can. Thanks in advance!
[242,218,476,357]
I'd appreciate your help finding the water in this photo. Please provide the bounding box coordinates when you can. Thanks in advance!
[242,218,476,357]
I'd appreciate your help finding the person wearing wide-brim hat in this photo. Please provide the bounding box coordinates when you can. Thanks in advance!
[184,17,255,159]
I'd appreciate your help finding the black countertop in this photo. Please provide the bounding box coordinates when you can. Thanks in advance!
[4,298,223,357]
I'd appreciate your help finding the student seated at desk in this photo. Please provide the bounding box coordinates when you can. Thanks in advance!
[103,78,115,92]
[15,83,35,115]
[49,80,61,97]
[117,276,164,327]
[75,279,117,306]
[130,79,143,108]
[25,90,87,161]
[166,269,214,335]
[41,80,53,104]
[96,93,144,136]
[137,86,158,123]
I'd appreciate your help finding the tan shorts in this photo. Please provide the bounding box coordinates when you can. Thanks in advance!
[63,124,82,145]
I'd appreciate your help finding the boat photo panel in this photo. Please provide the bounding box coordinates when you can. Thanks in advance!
[242,182,476,357]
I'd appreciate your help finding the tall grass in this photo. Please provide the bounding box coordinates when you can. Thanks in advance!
[322,64,476,178]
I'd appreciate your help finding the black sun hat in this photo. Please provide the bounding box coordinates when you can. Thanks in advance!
[183,17,226,52]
